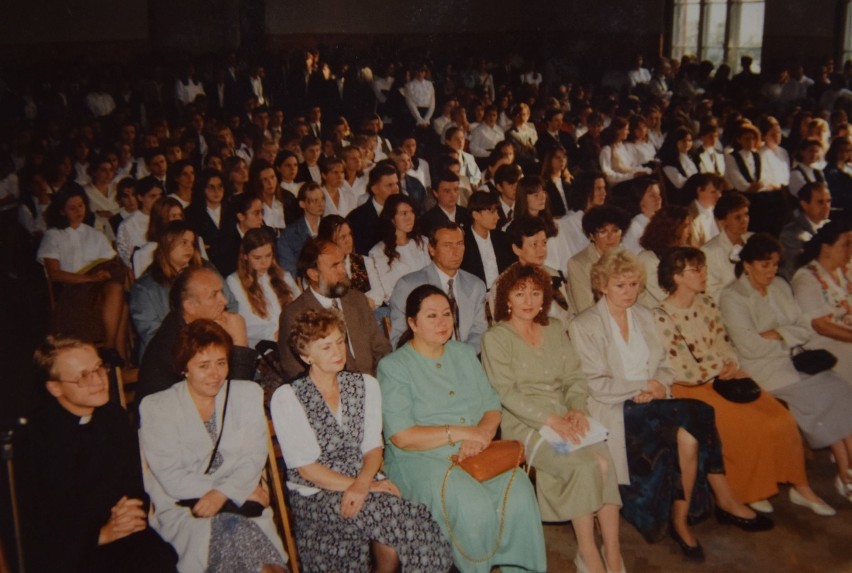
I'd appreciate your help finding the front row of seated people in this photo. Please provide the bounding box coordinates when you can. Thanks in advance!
[23,227,852,573]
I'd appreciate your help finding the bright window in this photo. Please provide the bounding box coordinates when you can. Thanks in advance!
[671,0,765,72]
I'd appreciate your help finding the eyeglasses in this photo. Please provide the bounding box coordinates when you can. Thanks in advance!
[58,363,110,387]
[683,265,707,274]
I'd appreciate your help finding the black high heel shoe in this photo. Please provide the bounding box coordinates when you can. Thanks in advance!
[715,507,774,531]
[669,525,705,562]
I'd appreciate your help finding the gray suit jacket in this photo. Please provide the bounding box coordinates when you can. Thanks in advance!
[389,263,487,353]
[278,288,391,379]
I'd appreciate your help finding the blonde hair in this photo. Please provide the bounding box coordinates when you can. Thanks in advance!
[590,248,646,300]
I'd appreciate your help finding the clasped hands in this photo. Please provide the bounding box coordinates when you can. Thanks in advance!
[98,496,147,545]
[546,410,590,445]
[633,379,667,404]
[191,482,270,518]
[340,478,401,518]
[455,424,495,463]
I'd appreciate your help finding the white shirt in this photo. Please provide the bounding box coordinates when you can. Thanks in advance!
[207,205,222,228]
[85,92,115,118]
[724,150,763,192]
[472,230,499,289]
[622,213,650,255]
[341,175,368,200]
[407,159,431,190]
[789,163,823,198]
[262,197,286,230]
[600,143,649,185]
[759,145,791,188]
[662,153,699,189]
[627,67,652,87]
[116,211,150,267]
[625,140,656,167]
[469,123,505,158]
[323,186,359,218]
[167,192,190,209]
[556,210,590,260]
[270,374,383,496]
[692,201,719,245]
[702,230,753,301]
[366,238,432,305]
[280,181,300,197]
[84,182,119,240]
[17,202,48,236]
[404,78,435,123]
[226,272,283,348]
[37,224,116,272]
[609,307,651,381]
[174,79,205,106]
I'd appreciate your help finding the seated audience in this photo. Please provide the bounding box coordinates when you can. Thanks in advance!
[389,222,487,352]
[226,228,295,349]
[461,191,515,290]
[186,168,236,276]
[685,173,724,246]
[366,194,431,307]
[658,127,699,205]
[492,162,522,231]
[823,135,852,214]
[540,146,573,218]
[482,264,624,573]
[570,250,766,559]
[277,181,325,277]
[378,284,547,572]
[139,320,288,572]
[278,239,391,378]
[556,171,609,260]
[420,171,471,235]
[701,191,752,300]
[116,178,163,268]
[720,233,852,507]
[618,177,663,254]
[636,205,694,308]
[347,160,400,255]
[317,215,371,295]
[566,205,630,317]
[791,220,852,383]
[779,181,832,280]
[271,309,452,572]
[24,336,178,573]
[37,185,129,361]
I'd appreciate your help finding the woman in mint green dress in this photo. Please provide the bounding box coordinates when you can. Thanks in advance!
[377,284,547,573]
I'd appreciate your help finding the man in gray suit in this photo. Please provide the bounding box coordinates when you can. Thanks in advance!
[278,238,391,379]
[389,222,488,352]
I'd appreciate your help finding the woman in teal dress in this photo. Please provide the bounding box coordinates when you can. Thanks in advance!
[378,284,547,573]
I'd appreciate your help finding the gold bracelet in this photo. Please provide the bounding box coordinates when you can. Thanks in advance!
[445,424,455,446]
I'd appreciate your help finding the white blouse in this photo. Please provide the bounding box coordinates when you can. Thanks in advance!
[366,238,431,306]
[226,272,284,348]
[270,374,383,496]
[608,307,651,381]
[37,224,116,272]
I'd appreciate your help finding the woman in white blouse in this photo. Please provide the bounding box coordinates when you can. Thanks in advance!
[658,126,699,205]
[37,185,129,361]
[599,117,652,189]
[366,194,431,307]
[624,116,658,169]
[83,154,119,240]
[226,229,295,349]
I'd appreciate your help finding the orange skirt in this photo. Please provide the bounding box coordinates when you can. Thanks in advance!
[671,382,807,503]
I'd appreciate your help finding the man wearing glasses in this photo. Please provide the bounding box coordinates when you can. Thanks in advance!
[21,336,177,572]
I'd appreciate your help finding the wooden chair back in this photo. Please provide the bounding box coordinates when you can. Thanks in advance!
[265,419,300,573]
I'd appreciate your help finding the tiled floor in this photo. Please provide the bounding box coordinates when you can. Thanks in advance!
[543,449,852,573]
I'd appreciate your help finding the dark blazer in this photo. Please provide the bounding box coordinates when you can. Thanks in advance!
[276,217,313,277]
[137,311,257,406]
[400,175,427,213]
[461,228,515,286]
[544,178,571,218]
[277,288,392,379]
[536,130,578,161]
[22,400,177,573]
[185,202,236,276]
[419,204,471,236]
[347,200,382,256]
[295,162,322,184]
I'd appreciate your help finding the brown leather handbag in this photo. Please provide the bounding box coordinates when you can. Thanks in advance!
[450,439,525,482]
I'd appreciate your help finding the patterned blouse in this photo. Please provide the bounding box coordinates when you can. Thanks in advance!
[348,253,372,294]
[654,294,739,384]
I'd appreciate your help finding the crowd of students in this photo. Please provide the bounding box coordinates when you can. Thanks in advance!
[6,45,852,573]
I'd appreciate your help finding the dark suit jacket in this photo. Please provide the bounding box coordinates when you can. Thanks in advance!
[277,288,391,379]
[295,162,322,184]
[536,130,578,161]
[419,204,471,236]
[401,175,427,213]
[137,312,257,406]
[185,202,237,276]
[276,217,312,277]
[544,178,571,218]
[347,200,382,255]
[461,228,515,286]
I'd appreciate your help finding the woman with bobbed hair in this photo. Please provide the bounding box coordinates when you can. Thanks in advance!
[165,159,195,207]
[271,308,452,573]
[130,220,207,356]
[482,263,624,573]
[636,205,694,308]
[557,171,608,260]
[599,117,653,189]
[823,136,852,212]
[186,168,235,276]
[566,205,631,317]
[506,175,568,272]
[617,177,664,254]
[791,220,852,383]
[38,185,129,361]
[366,194,430,307]
[378,284,547,573]
[656,246,821,515]
[657,126,699,205]
[140,319,288,572]
[701,190,752,301]
[721,233,852,507]
[569,250,764,560]
[226,228,295,349]
[317,215,371,294]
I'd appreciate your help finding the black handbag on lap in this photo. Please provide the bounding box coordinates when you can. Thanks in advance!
[790,348,837,375]
[711,377,762,403]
